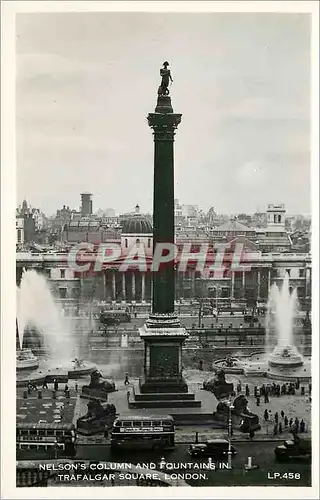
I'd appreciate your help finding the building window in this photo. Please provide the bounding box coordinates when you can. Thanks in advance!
[286,269,291,277]
[125,238,128,248]
[60,269,65,279]
[17,229,22,243]
[58,288,67,299]
[299,269,305,278]
[148,238,151,248]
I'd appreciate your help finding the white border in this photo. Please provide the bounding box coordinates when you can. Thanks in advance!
[1,1,319,499]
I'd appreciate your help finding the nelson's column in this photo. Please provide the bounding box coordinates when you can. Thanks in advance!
[130,62,200,409]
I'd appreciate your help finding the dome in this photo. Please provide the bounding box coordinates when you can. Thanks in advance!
[121,205,152,234]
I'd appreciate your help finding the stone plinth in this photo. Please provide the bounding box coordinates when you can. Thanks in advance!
[132,315,201,408]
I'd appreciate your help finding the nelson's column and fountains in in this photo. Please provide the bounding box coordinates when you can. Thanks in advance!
[130,62,201,409]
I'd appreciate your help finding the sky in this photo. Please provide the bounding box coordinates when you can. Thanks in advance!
[16,12,311,216]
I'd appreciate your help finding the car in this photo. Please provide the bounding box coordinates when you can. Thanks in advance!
[188,439,237,458]
[274,438,311,463]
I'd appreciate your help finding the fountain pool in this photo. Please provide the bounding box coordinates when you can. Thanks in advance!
[213,274,311,381]
[16,270,96,385]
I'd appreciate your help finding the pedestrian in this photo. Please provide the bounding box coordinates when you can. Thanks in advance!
[245,384,250,397]
[294,417,299,429]
[254,386,258,398]
[250,337,253,346]
[264,394,269,404]
[195,431,199,444]
[280,410,285,419]
[309,383,312,394]
[42,379,48,389]
[249,428,255,441]
[299,419,305,433]
[199,360,203,371]
[64,384,69,393]
[264,409,269,421]
[75,382,78,393]
[256,396,260,406]
[284,416,288,428]
[224,337,228,346]
[237,382,241,393]
[289,417,293,428]
[273,423,278,435]
[124,372,130,385]
[278,422,283,434]
[274,412,279,424]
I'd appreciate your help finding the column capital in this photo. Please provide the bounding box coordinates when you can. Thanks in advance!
[147,110,182,141]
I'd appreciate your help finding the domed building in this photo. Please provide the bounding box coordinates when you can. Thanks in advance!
[121,205,153,256]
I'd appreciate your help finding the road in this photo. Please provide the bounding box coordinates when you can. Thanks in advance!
[75,441,311,486]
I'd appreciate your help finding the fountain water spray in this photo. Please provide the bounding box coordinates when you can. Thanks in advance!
[17,269,77,362]
[266,273,303,368]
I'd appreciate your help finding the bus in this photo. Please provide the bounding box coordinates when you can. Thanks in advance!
[99,310,131,326]
[16,422,76,460]
[111,415,175,452]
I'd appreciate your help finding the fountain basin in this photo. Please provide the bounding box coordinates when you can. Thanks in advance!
[268,345,304,369]
[212,353,311,382]
[16,349,39,371]
[16,360,97,387]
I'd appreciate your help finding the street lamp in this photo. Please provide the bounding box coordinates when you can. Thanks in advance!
[227,398,235,469]
[212,285,222,321]
[195,278,205,328]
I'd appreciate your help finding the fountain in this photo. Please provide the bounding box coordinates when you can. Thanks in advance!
[266,273,304,369]
[212,274,311,381]
[16,269,96,385]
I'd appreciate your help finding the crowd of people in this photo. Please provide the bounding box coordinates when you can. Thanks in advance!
[235,378,310,438]
[241,380,311,403]
[263,410,307,436]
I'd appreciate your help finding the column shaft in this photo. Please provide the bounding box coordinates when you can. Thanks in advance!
[257,269,261,300]
[112,272,116,301]
[122,273,126,301]
[231,271,235,299]
[132,273,136,300]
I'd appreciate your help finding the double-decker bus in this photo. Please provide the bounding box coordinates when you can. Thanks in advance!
[16,422,76,460]
[111,415,175,452]
[99,310,131,326]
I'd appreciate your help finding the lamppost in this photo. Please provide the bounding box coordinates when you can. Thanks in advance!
[227,398,235,469]
[196,278,205,328]
[212,285,222,321]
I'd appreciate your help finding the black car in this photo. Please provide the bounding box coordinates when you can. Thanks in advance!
[274,439,311,463]
[189,439,237,458]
